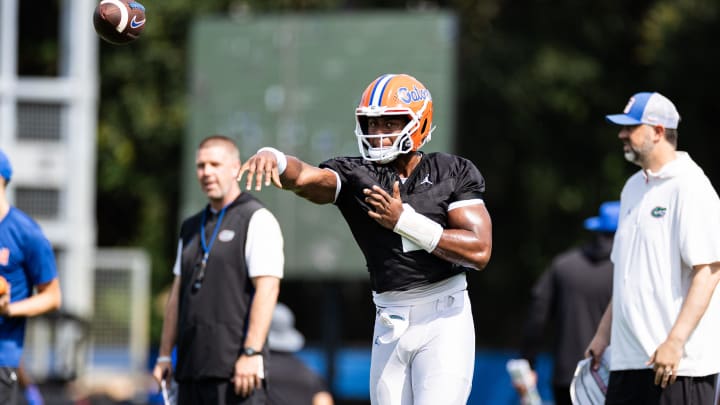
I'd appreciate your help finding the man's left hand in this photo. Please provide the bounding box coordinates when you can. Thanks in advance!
[647,338,683,388]
[231,355,263,397]
[0,286,11,316]
[365,181,403,229]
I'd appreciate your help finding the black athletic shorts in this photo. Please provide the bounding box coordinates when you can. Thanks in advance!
[606,369,717,405]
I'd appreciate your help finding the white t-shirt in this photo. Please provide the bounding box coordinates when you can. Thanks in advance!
[610,152,720,376]
[172,207,284,279]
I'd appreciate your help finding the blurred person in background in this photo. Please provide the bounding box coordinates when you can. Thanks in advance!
[0,149,62,405]
[152,136,284,405]
[587,92,720,404]
[266,303,333,405]
[238,73,492,405]
[515,201,618,405]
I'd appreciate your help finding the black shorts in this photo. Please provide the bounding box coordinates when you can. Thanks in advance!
[178,378,266,405]
[0,367,19,405]
[606,369,717,405]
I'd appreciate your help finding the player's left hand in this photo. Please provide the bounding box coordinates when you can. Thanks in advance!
[365,181,403,229]
[231,355,263,397]
[647,338,683,388]
[0,296,8,316]
[0,284,11,316]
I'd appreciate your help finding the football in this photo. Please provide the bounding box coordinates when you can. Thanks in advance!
[0,276,8,295]
[93,0,146,45]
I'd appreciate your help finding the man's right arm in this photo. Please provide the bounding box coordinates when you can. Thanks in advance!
[3,278,61,317]
[238,148,338,205]
[152,275,180,385]
[585,299,612,370]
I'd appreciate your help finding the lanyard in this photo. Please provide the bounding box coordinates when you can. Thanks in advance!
[200,204,228,265]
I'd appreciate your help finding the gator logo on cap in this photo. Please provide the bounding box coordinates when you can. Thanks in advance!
[651,206,667,218]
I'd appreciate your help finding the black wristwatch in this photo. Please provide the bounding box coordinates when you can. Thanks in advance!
[242,347,262,357]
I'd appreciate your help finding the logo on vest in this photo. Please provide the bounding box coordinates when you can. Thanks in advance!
[650,206,667,218]
[218,230,236,242]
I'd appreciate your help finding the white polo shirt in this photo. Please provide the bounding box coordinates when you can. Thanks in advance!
[172,208,284,278]
[610,152,720,376]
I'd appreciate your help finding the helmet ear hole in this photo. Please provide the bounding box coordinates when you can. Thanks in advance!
[420,119,427,135]
[403,138,413,150]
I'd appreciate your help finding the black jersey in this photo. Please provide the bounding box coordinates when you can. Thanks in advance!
[320,152,485,293]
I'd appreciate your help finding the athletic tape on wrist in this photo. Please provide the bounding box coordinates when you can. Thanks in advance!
[156,356,172,363]
[393,203,443,252]
[257,147,287,175]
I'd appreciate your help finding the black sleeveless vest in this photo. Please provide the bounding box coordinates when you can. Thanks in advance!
[174,193,264,381]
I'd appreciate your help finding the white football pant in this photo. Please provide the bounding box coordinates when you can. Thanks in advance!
[370,290,475,405]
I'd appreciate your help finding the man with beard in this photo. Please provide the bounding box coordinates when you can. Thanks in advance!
[586,92,720,404]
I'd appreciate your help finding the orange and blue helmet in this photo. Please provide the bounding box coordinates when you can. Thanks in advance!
[355,74,434,163]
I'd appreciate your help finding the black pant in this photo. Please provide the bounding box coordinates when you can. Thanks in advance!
[553,384,572,405]
[606,369,717,405]
[178,378,266,405]
[0,367,19,405]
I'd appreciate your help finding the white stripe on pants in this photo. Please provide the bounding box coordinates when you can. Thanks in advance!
[369,290,475,405]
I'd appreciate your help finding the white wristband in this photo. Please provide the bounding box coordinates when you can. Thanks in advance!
[156,356,172,363]
[393,203,443,253]
[257,147,287,175]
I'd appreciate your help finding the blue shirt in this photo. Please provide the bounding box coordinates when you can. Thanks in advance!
[0,206,57,367]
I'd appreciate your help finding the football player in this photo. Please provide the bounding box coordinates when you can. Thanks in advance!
[238,73,492,405]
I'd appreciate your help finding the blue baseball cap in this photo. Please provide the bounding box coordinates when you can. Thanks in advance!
[605,92,680,129]
[584,201,620,233]
[0,149,12,182]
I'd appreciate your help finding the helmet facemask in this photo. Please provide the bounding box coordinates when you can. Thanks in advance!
[355,99,432,164]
